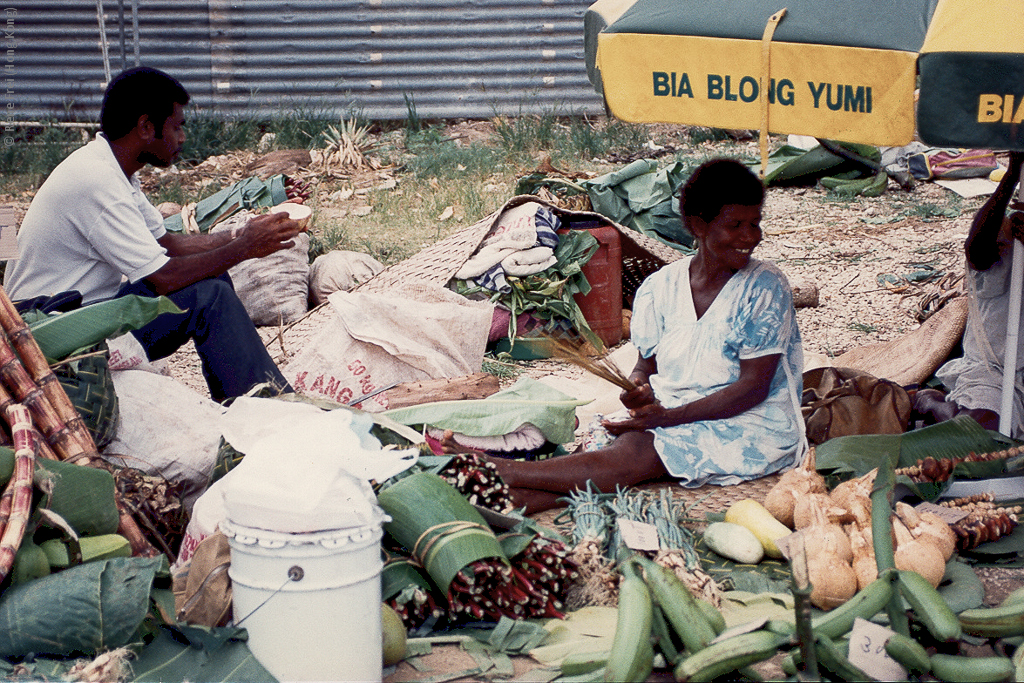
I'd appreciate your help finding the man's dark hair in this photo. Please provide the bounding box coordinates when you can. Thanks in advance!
[680,158,765,224]
[100,66,190,140]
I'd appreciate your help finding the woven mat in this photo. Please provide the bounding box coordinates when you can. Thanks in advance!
[264,195,685,365]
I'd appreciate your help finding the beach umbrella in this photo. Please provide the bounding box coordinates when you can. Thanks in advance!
[584,0,1024,433]
[585,0,1023,152]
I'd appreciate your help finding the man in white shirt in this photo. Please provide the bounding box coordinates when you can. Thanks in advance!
[4,66,306,401]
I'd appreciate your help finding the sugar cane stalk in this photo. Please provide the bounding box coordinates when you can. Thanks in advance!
[0,286,158,557]
[0,376,58,460]
[0,288,96,453]
[0,404,37,583]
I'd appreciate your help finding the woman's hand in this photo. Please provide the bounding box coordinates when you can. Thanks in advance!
[602,402,669,435]
[619,382,655,410]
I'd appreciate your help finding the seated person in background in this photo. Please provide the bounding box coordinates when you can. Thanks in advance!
[486,158,807,513]
[4,66,307,402]
[918,152,1024,435]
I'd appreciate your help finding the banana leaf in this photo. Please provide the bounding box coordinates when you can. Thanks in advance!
[0,557,161,657]
[162,175,288,234]
[28,295,183,362]
[130,624,276,683]
[383,377,587,445]
[377,472,507,593]
[0,446,119,536]
[814,415,1006,481]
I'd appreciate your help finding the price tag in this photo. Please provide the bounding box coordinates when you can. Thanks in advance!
[916,501,970,524]
[847,618,907,682]
[616,519,660,552]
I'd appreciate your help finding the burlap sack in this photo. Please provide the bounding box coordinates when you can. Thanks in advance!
[802,366,912,446]
[173,531,232,627]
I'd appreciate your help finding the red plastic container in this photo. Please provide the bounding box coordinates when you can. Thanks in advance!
[559,224,622,348]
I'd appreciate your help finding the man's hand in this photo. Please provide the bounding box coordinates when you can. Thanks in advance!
[238,211,303,259]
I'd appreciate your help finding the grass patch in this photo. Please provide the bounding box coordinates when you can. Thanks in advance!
[0,123,89,191]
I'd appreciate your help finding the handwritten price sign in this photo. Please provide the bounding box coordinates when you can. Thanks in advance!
[848,617,907,681]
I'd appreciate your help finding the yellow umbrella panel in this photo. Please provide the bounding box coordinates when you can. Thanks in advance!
[596,31,919,147]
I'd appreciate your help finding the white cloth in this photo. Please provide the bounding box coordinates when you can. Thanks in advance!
[425,422,547,453]
[4,134,169,304]
[455,202,547,279]
[630,257,806,487]
[500,246,556,276]
[936,239,1024,437]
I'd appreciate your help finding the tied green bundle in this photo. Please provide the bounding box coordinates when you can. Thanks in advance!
[377,472,507,594]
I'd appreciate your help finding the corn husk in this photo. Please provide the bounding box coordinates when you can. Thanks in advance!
[377,472,507,593]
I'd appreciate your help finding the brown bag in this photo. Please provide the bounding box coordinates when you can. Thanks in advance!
[801,366,912,445]
[172,531,232,627]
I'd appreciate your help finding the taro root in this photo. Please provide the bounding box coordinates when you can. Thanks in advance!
[763,446,827,528]
[846,523,878,591]
[895,501,956,562]
[893,517,946,588]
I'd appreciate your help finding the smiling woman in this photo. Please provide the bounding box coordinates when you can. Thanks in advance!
[484,158,808,513]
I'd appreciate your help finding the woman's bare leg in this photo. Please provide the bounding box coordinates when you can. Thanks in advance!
[487,431,668,513]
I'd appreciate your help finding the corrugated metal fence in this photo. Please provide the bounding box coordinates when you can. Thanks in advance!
[5,0,605,123]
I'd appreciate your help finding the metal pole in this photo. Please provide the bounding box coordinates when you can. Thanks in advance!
[131,0,140,66]
[117,0,127,71]
[998,179,1024,436]
[96,0,111,83]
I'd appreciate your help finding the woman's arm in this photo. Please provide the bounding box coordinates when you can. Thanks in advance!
[618,353,658,409]
[604,353,781,434]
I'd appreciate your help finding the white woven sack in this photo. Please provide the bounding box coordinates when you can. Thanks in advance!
[101,369,225,511]
[211,211,311,326]
[308,250,385,306]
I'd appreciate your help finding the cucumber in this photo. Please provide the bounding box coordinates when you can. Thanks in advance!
[702,521,764,565]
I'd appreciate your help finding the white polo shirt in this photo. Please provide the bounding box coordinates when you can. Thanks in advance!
[4,133,170,304]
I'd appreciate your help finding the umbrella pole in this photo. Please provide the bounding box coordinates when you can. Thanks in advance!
[999,180,1024,436]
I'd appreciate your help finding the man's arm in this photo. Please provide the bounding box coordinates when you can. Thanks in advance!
[965,152,1024,271]
[146,210,302,295]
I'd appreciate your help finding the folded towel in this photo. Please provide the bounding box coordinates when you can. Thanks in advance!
[501,246,557,276]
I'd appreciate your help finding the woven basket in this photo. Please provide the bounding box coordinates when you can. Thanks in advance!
[54,343,119,448]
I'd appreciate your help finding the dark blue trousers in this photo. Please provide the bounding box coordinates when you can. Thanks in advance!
[117,274,291,402]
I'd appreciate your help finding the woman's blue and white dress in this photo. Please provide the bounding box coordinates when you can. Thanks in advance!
[630,256,807,486]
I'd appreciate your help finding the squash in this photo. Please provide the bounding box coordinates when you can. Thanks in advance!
[702,522,764,564]
[724,499,791,559]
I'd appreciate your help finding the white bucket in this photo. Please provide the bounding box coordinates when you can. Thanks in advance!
[222,519,384,682]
